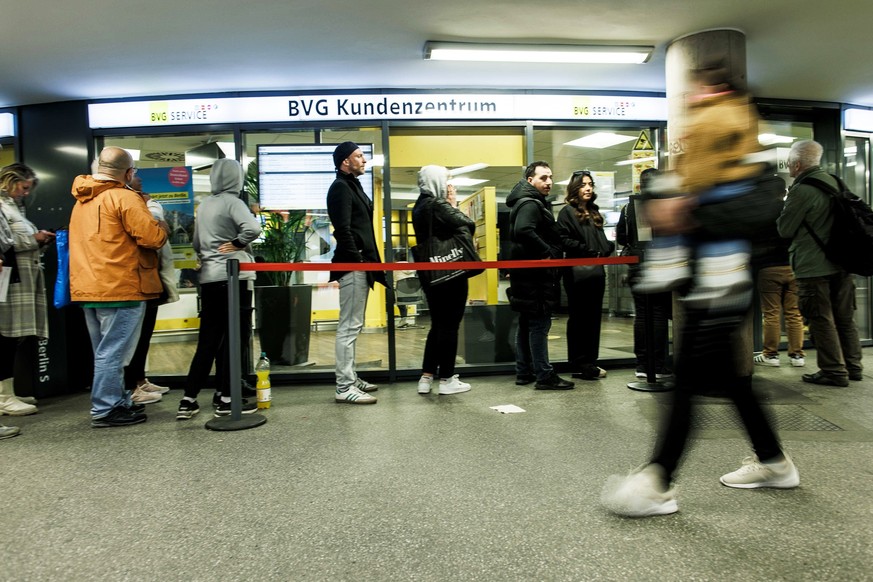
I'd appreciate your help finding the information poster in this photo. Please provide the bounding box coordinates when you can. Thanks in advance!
[137,167,197,271]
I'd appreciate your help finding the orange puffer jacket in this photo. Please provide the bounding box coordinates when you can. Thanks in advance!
[69,175,168,302]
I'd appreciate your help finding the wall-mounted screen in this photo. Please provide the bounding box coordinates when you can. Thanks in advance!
[257,143,374,210]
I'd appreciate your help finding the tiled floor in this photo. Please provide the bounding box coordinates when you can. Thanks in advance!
[4,348,871,581]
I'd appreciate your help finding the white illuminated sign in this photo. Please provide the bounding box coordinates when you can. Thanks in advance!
[845,108,873,132]
[88,94,667,128]
[0,113,14,137]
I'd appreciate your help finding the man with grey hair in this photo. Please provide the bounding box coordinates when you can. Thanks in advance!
[777,139,863,386]
[70,147,169,427]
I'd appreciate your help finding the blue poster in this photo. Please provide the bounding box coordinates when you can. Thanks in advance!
[137,166,197,270]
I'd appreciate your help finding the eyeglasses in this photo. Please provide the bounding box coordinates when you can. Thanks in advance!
[572,170,594,186]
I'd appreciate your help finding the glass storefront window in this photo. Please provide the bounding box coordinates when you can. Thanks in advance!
[532,126,662,366]
[843,135,872,341]
[243,127,386,377]
[386,126,525,371]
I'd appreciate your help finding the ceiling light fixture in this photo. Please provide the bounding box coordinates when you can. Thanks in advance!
[758,133,796,146]
[449,177,488,187]
[424,41,653,64]
[565,132,637,149]
[614,156,657,166]
[449,162,489,177]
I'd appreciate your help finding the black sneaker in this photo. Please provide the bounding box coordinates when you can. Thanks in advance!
[91,407,147,428]
[176,399,200,420]
[127,403,146,414]
[515,374,536,386]
[212,391,222,407]
[535,373,575,390]
[849,370,864,381]
[214,399,258,417]
[802,371,849,387]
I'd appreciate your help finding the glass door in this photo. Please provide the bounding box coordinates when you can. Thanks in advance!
[843,134,872,341]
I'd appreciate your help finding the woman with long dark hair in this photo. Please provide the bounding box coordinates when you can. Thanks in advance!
[556,170,614,380]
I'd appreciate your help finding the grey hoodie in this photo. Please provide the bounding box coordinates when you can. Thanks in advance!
[193,158,261,284]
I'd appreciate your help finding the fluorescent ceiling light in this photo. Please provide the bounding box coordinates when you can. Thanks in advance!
[425,42,652,64]
[450,162,488,177]
[565,132,637,149]
[56,145,91,158]
[449,177,488,187]
[614,156,656,166]
[758,133,796,146]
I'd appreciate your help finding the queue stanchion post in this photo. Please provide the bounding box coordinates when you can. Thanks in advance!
[627,291,673,392]
[206,258,267,431]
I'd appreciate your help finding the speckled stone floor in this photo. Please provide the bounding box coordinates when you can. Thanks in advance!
[3,349,872,581]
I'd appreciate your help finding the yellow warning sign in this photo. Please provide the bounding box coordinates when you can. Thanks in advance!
[632,130,653,151]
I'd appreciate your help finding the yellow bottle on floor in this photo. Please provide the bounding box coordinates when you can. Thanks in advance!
[255,352,271,409]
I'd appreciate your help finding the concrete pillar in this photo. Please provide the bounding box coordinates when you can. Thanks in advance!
[665,29,754,380]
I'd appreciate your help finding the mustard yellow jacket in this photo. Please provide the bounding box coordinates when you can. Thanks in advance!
[69,175,167,302]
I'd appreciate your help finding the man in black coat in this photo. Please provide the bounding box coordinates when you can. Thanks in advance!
[326,141,386,404]
[505,161,573,390]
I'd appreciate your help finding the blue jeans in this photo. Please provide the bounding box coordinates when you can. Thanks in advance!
[515,312,553,380]
[84,303,146,419]
[335,271,369,390]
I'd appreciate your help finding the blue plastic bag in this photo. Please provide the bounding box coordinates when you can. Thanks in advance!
[53,229,71,309]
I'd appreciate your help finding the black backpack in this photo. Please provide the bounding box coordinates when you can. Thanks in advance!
[801,174,873,276]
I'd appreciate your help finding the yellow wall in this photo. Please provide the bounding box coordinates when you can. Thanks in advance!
[388,135,524,167]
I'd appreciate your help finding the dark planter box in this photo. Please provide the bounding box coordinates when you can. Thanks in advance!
[255,285,312,366]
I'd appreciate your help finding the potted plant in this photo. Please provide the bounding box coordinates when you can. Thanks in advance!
[246,160,313,366]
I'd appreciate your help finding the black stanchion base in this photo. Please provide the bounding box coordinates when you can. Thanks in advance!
[627,380,674,393]
[205,414,268,431]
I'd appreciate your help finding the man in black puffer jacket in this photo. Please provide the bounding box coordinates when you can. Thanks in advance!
[506,161,573,390]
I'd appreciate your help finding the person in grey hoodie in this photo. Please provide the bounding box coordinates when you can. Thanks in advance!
[177,158,261,420]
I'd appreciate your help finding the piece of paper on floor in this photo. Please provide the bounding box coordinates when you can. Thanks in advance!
[490,404,526,414]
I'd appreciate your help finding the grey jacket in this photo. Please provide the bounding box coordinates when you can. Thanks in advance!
[193,159,261,284]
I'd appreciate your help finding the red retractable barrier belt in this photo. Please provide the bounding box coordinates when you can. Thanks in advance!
[239,256,638,272]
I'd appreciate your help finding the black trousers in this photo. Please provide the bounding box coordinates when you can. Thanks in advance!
[185,281,252,398]
[422,277,468,378]
[124,301,159,389]
[650,309,783,479]
[563,273,606,371]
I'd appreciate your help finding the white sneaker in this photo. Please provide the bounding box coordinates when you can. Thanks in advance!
[417,376,433,394]
[719,455,800,489]
[438,375,471,395]
[753,353,780,367]
[355,378,378,392]
[789,355,806,367]
[335,386,377,405]
[131,386,162,404]
[0,424,21,439]
[601,464,678,517]
[139,378,170,394]
[16,396,37,405]
[0,395,38,416]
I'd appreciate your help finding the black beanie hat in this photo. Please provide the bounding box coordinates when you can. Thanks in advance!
[333,141,360,169]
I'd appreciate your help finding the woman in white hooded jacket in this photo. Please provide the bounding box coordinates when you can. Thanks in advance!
[411,165,476,396]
